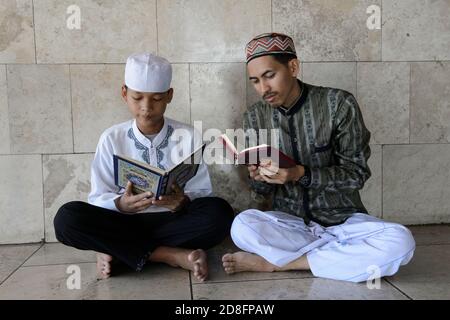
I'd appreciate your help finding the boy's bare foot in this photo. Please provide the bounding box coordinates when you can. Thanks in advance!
[149,247,208,282]
[96,253,113,279]
[222,251,276,274]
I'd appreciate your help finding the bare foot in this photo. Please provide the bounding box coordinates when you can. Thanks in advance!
[187,249,208,282]
[149,247,208,282]
[96,253,113,279]
[222,251,276,274]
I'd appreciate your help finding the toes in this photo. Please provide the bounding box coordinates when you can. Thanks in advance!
[97,253,113,262]
[97,270,110,280]
[193,262,201,272]
[193,270,207,282]
[221,254,228,262]
[222,253,233,262]
[188,250,201,263]
[224,267,234,274]
[198,273,207,282]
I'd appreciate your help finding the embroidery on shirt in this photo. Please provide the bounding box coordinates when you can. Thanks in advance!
[155,125,174,170]
[127,128,150,164]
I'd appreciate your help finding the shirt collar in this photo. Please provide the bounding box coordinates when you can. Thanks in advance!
[132,117,168,148]
[277,80,308,117]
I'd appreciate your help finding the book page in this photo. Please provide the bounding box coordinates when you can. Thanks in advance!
[165,162,200,194]
[116,157,162,195]
[163,144,204,194]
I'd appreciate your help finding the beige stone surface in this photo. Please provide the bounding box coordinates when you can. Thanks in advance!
[303,62,356,96]
[158,0,271,62]
[70,64,132,153]
[383,144,450,225]
[410,62,450,143]
[193,278,407,300]
[7,65,73,154]
[43,154,94,242]
[24,243,96,266]
[273,0,381,61]
[0,155,44,244]
[0,65,9,154]
[357,62,410,144]
[387,245,450,300]
[0,244,41,283]
[0,0,35,63]
[409,225,450,246]
[34,0,157,63]
[165,64,191,124]
[0,262,190,299]
[383,0,450,61]
[190,63,247,131]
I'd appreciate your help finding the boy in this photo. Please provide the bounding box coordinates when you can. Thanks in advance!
[54,53,234,281]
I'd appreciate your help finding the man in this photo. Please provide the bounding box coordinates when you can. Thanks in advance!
[54,53,234,281]
[222,33,415,282]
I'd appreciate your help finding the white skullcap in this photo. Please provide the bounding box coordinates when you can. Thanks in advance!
[124,53,172,93]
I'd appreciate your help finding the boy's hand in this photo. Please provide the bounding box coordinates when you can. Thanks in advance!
[152,183,190,212]
[258,159,304,185]
[115,181,155,214]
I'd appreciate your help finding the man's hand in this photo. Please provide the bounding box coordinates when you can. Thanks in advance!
[247,164,266,182]
[258,159,305,185]
[115,181,155,214]
[152,183,190,212]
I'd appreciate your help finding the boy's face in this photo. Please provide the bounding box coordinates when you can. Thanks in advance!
[247,55,299,107]
[121,86,173,129]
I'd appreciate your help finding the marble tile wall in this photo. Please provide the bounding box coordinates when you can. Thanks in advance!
[0,0,449,243]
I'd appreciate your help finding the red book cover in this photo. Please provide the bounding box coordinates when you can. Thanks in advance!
[218,134,296,168]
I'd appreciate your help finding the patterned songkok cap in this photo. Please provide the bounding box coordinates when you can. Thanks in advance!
[245,33,297,63]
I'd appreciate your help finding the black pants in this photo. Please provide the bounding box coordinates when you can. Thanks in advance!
[54,197,234,271]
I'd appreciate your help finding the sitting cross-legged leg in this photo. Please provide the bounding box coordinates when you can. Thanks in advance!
[54,197,234,281]
[224,209,415,283]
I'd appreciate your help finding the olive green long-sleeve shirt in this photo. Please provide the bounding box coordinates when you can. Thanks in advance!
[244,81,371,226]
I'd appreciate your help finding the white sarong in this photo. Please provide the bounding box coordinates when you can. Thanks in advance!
[231,209,415,283]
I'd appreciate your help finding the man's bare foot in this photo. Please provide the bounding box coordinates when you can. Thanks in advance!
[96,253,113,279]
[222,251,276,274]
[149,247,208,282]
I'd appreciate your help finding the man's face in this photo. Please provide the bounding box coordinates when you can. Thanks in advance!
[121,86,173,128]
[247,55,299,107]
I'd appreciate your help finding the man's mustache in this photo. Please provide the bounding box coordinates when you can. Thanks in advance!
[263,92,276,99]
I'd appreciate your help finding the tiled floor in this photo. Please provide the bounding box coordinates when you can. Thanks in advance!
[0,225,449,300]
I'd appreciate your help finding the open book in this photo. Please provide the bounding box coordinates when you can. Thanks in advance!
[113,144,205,198]
[218,134,296,168]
